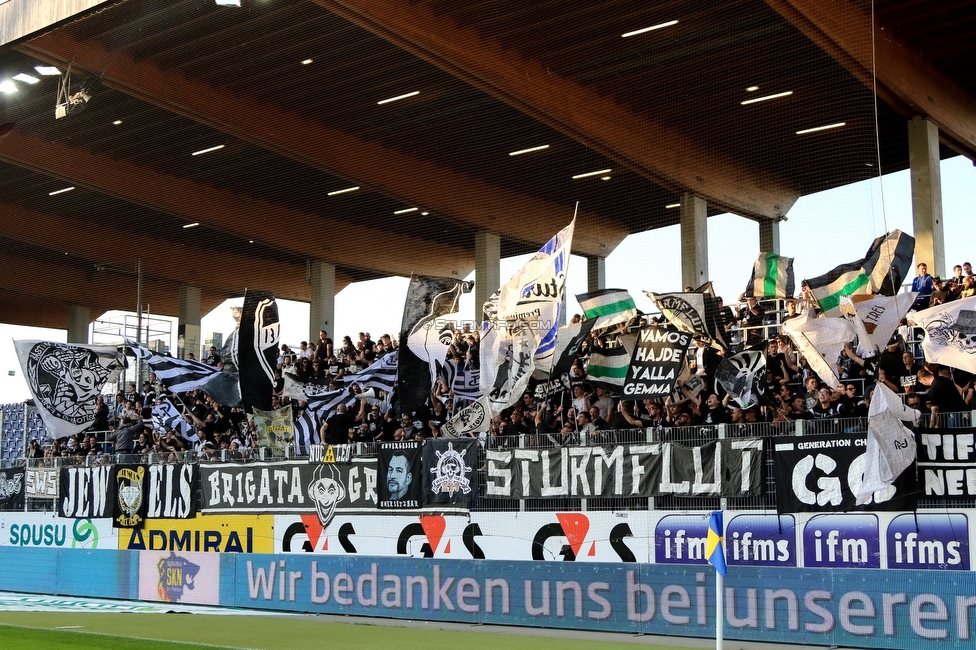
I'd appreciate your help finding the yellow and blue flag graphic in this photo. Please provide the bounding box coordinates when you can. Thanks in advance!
[705,511,727,576]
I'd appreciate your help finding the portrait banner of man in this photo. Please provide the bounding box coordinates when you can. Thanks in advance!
[422,438,478,508]
[377,442,422,509]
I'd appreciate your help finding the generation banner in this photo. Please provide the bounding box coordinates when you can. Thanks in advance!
[917,427,976,498]
[422,438,479,508]
[773,432,917,513]
[0,468,25,510]
[378,442,423,509]
[622,326,691,398]
[485,439,764,499]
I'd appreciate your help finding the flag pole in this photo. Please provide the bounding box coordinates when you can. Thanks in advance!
[715,570,724,650]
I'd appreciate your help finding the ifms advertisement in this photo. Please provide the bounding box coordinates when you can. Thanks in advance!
[272,510,975,572]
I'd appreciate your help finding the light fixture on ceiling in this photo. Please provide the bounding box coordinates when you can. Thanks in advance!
[394,207,419,215]
[0,81,16,94]
[34,66,60,76]
[113,120,123,125]
[601,176,611,181]
[796,122,846,135]
[183,222,200,229]
[377,91,419,105]
[509,144,549,156]
[48,187,75,196]
[214,0,241,6]
[12,73,39,85]
[191,144,225,156]
[327,186,359,196]
[622,20,678,38]
[745,86,759,92]
[421,211,429,216]
[665,203,680,209]
[572,169,611,179]
[301,59,313,65]
[54,66,99,119]
[741,90,793,105]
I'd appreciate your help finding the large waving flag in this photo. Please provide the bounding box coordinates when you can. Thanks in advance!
[705,511,727,576]
[345,350,399,393]
[14,340,126,439]
[782,313,855,389]
[238,290,281,414]
[743,252,794,299]
[444,219,574,437]
[856,383,919,504]
[645,290,727,350]
[576,288,638,332]
[840,293,917,357]
[584,335,636,392]
[125,337,240,406]
[151,399,197,442]
[804,230,914,316]
[398,275,472,412]
[911,295,976,373]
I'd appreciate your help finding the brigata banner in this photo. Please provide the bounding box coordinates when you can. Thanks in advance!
[622,326,691,398]
[773,432,916,513]
[485,439,763,499]
[0,468,25,510]
[916,427,976,498]
[199,459,379,516]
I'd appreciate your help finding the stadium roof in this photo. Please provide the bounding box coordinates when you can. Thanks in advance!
[0,0,973,329]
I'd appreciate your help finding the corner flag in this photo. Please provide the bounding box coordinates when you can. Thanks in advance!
[706,511,727,576]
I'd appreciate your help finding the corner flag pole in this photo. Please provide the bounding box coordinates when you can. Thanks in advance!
[706,511,727,650]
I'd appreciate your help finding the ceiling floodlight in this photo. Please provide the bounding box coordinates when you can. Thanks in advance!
[796,122,846,135]
[0,81,17,94]
[34,66,61,76]
[191,144,225,156]
[183,222,200,229]
[508,144,549,156]
[741,91,793,105]
[572,169,611,179]
[394,207,419,215]
[48,187,75,196]
[301,59,313,65]
[746,86,759,92]
[113,120,123,125]
[13,73,39,85]
[377,91,419,105]
[55,67,99,119]
[622,20,678,37]
[327,186,359,196]
[214,0,241,6]
[665,203,680,209]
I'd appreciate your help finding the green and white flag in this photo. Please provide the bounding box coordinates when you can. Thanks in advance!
[585,334,637,391]
[743,252,794,299]
[576,288,638,331]
[804,230,914,316]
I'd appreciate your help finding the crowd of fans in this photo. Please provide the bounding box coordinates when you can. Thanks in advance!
[23,259,976,463]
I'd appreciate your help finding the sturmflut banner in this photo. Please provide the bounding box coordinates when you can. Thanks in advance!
[485,439,763,499]
[917,428,976,498]
[774,432,917,513]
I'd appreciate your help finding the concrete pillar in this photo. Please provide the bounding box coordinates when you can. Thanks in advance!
[475,231,500,323]
[759,220,780,254]
[680,193,708,289]
[586,256,606,292]
[309,261,336,342]
[178,285,201,360]
[908,116,946,277]
[67,305,90,344]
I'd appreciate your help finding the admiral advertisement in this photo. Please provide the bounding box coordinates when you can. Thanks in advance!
[485,439,764,499]
[0,513,116,549]
[117,514,273,554]
[773,432,916,512]
[0,468,25,510]
[917,428,976,498]
[59,464,198,524]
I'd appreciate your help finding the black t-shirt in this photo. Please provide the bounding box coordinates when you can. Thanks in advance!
[927,376,968,412]
[325,412,355,444]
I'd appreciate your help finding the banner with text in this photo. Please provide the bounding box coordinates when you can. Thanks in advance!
[378,442,423,510]
[622,326,691,398]
[917,428,976,499]
[0,468,25,510]
[485,439,763,499]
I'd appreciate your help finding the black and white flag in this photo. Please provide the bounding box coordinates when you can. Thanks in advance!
[345,350,398,393]
[398,275,472,412]
[60,465,114,518]
[238,290,280,413]
[14,340,125,439]
[292,406,321,455]
[715,349,767,409]
[151,398,197,442]
[0,468,25,510]
[645,291,726,351]
[623,326,691,398]
[126,337,218,393]
[422,438,479,508]
[146,463,197,519]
